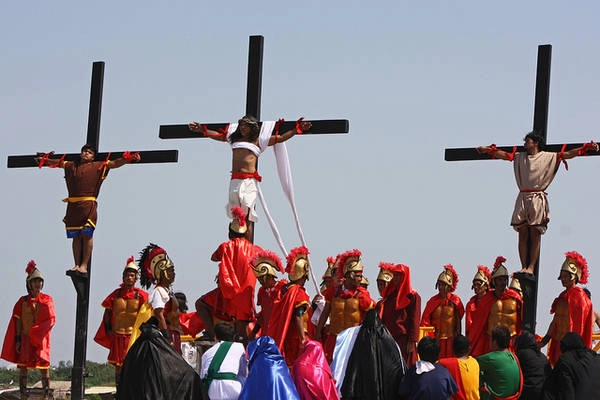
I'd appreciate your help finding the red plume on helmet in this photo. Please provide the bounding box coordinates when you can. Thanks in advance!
[378,262,395,271]
[231,206,247,227]
[494,256,506,270]
[327,256,336,265]
[252,249,284,272]
[26,260,37,275]
[126,256,135,265]
[286,246,310,273]
[478,265,491,283]
[565,250,589,284]
[442,264,459,291]
[336,249,362,279]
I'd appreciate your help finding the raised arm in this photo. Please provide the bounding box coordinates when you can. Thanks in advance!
[188,122,227,142]
[476,145,514,161]
[34,152,66,168]
[268,119,312,146]
[559,141,599,160]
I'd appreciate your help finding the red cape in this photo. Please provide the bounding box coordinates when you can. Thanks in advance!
[1,293,55,364]
[93,286,149,349]
[212,238,261,299]
[266,283,310,357]
[256,279,288,335]
[548,285,593,365]
[179,312,205,337]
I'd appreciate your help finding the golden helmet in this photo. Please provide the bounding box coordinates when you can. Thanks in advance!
[286,246,310,282]
[509,277,522,296]
[436,264,458,291]
[559,251,589,284]
[228,206,248,235]
[25,260,44,291]
[123,256,140,274]
[252,249,283,279]
[472,265,491,287]
[322,256,337,280]
[139,244,174,289]
[337,249,364,279]
[377,262,394,282]
[361,276,369,287]
[490,256,509,288]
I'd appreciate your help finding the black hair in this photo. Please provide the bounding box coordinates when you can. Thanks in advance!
[523,131,544,150]
[452,334,470,357]
[417,336,441,363]
[491,326,511,349]
[174,292,188,313]
[583,287,591,299]
[214,322,236,342]
[81,144,97,155]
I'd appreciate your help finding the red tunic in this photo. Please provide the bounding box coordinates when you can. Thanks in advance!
[211,238,261,321]
[267,283,310,367]
[256,279,288,335]
[63,160,108,230]
[1,293,55,369]
[94,285,148,366]
[179,312,205,337]
[420,293,465,358]
[548,286,593,365]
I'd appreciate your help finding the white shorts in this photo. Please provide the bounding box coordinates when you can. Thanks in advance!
[226,178,258,222]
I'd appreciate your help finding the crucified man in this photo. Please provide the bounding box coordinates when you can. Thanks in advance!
[189,115,311,241]
[477,132,598,275]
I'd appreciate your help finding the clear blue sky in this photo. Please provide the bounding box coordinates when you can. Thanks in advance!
[1,2,599,364]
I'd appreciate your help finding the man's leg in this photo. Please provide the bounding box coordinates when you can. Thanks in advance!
[526,227,541,275]
[234,320,249,345]
[71,236,82,270]
[19,367,27,400]
[78,235,93,273]
[40,368,50,400]
[517,226,530,272]
[195,299,215,339]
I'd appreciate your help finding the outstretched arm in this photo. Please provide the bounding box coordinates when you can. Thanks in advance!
[188,122,227,142]
[268,119,312,146]
[34,153,66,168]
[560,141,599,160]
[107,152,141,169]
[476,145,513,161]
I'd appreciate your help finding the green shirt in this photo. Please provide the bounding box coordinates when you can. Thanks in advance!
[476,350,520,399]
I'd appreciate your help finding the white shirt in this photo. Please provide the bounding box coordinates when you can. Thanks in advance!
[200,341,247,400]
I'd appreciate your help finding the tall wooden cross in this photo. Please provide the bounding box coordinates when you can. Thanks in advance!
[445,45,599,333]
[159,35,349,243]
[7,62,179,400]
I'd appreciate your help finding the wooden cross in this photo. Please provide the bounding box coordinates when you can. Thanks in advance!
[7,62,178,400]
[445,45,598,333]
[159,35,349,244]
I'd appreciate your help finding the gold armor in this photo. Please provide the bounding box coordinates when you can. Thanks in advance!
[430,303,458,339]
[20,300,38,335]
[487,298,519,336]
[112,297,141,335]
[552,299,570,343]
[330,296,361,335]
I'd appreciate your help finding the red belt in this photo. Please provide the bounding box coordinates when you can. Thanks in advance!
[231,171,262,182]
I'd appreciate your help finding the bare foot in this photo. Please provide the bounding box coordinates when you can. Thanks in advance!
[517,267,535,275]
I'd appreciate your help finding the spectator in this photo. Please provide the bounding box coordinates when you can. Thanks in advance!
[439,334,480,400]
[399,336,458,399]
[514,331,550,400]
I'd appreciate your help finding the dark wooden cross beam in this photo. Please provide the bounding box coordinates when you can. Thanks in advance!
[445,45,565,333]
[7,62,178,400]
[159,35,349,146]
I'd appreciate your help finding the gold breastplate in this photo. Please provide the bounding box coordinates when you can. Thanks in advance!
[487,298,519,336]
[553,300,570,342]
[431,303,457,339]
[112,297,141,335]
[330,296,361,335]
[20,300,38,335]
